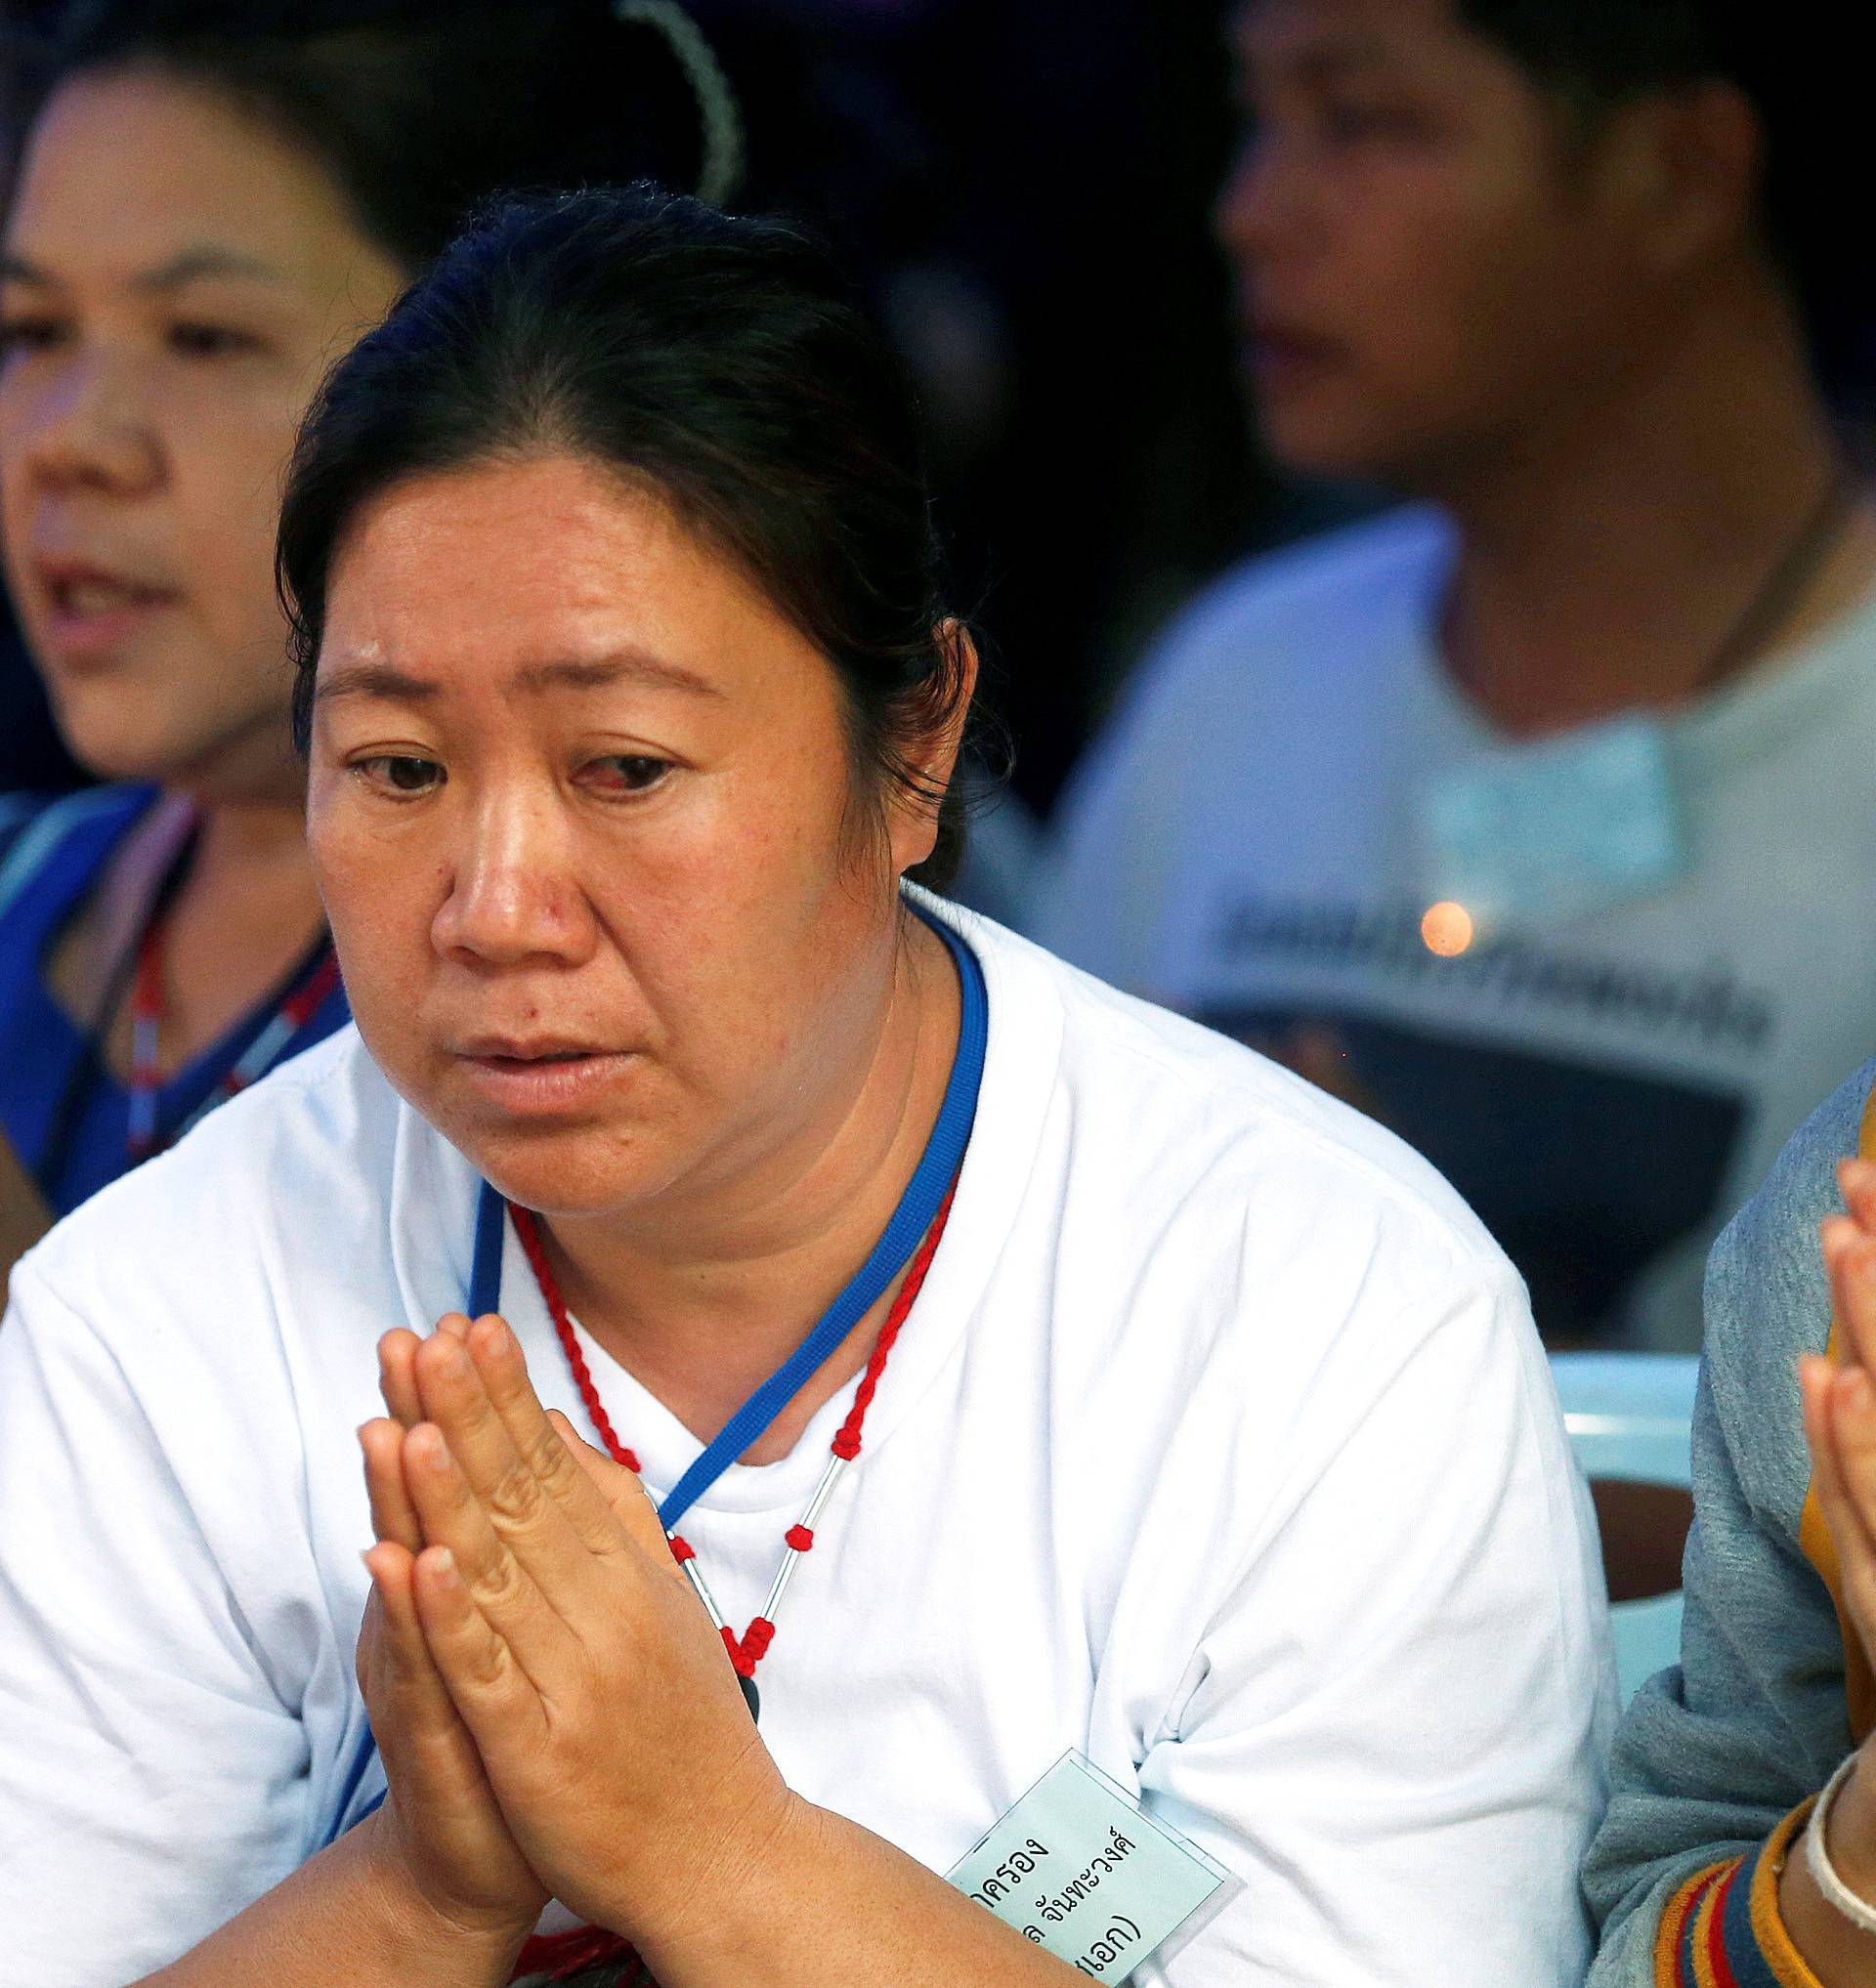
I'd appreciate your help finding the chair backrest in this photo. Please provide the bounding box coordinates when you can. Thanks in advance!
[1551,1352,1701,1705]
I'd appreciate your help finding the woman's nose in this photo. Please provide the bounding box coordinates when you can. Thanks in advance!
[17,347,162,496]
[430,797,600,969]
[1214,127,1309,265]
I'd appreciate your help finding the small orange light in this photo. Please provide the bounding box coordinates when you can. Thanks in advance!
[1421,901,1473,957]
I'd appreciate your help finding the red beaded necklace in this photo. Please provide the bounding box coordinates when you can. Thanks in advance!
[506,1179,957,1987]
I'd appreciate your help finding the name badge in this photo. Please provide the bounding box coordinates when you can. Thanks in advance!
[1417,715,1686,929]
[948,1753,1230,1979]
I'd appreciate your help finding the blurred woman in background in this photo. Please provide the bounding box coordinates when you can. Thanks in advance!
[0,0,733,1290]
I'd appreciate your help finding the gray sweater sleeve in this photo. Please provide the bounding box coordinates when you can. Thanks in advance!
[1585,1062,1872,1984]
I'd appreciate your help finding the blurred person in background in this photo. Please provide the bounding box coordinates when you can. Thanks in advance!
[0,0,722,1292]
[1036,0,1876,1351]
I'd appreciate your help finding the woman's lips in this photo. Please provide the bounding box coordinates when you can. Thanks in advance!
[1247,326,1343,391]
[36,568,183,667]
[454,1047,638,1115]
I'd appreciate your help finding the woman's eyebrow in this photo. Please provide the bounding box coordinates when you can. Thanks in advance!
[315,654,724,706]
[132,245,289,292]
[315,661,439,707]
[511,655,722,698]
[0,245,288,291]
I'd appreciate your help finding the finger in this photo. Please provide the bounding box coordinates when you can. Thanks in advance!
[361,1417,423,1554]
[1831,1229,1876,1378]
[380,1318,475,1427]
[1831,1362,1876,1549]
[412,1326,593,1586]
[409,1544,549,1768]
[1802,1353,1850,1522]
[362,1542,473,1742]
[357,1551,395,1700]
[1822,1218,1858,1359]
[401,1419,576,1678]
[1842,1159,1876,1237]
[362,1546,541,1887]
[378,1330,426,1429]
[359,1547,490,1791]
[462,1318,633,1557]
[1803,1356,1876,1636]
[547,1409,675,1568]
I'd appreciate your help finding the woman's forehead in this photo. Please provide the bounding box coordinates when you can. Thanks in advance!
[6,69,385,297]
[320,456,820,698]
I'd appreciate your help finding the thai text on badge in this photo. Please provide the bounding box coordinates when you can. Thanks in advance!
[947,1752,1230,1980]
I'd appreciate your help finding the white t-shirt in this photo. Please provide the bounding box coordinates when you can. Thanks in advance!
[1035,511,1876,1350]
[0,903,1611,1986]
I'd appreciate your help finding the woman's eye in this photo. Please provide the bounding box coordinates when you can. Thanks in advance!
[1322,100,1425,145]
[585,755,673,795]
[355,754,444,795]
[0,317,66,360]
[167,321,262,360]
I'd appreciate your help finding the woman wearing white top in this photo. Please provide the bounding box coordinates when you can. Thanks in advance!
[0,188,1613,1988]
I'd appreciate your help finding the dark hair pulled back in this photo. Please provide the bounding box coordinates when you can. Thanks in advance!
[278,184,974,891]
[4,0,738,274]
[1458,0,1871,397]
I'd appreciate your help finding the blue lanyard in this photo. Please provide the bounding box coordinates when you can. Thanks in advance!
[469,905,986,1530]
[323,906,984,1845]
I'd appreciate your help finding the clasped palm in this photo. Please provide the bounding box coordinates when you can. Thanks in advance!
[355,1311,789,1951]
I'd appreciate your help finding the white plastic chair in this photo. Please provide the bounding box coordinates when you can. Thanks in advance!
[1551,1352,1701,1704]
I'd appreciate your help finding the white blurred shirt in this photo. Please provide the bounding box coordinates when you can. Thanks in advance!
[1036,511,1876,1350]
[0,900,1612,1986]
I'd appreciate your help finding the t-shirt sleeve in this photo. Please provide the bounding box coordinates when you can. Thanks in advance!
[0,1262,314,1986]
[1582,1073,1871,1988]
[1137,1253,1614,1986]
[1029,649,1197,994]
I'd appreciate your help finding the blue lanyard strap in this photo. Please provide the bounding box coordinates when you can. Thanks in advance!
[468,1171,506,1318]
[468,904,986,1532]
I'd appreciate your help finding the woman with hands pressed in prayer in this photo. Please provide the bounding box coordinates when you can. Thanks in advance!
[0,188,1609,1987]
[1587,1098,1876,1985]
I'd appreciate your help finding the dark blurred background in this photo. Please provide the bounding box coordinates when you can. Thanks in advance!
[0,0,1331,809]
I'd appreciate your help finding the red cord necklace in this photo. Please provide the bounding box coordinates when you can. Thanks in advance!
[506,1178,957,1986]
[127,912,340,1161]
[512,1174,956,1709]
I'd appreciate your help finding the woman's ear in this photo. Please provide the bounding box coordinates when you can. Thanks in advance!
[888,620,980,876]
